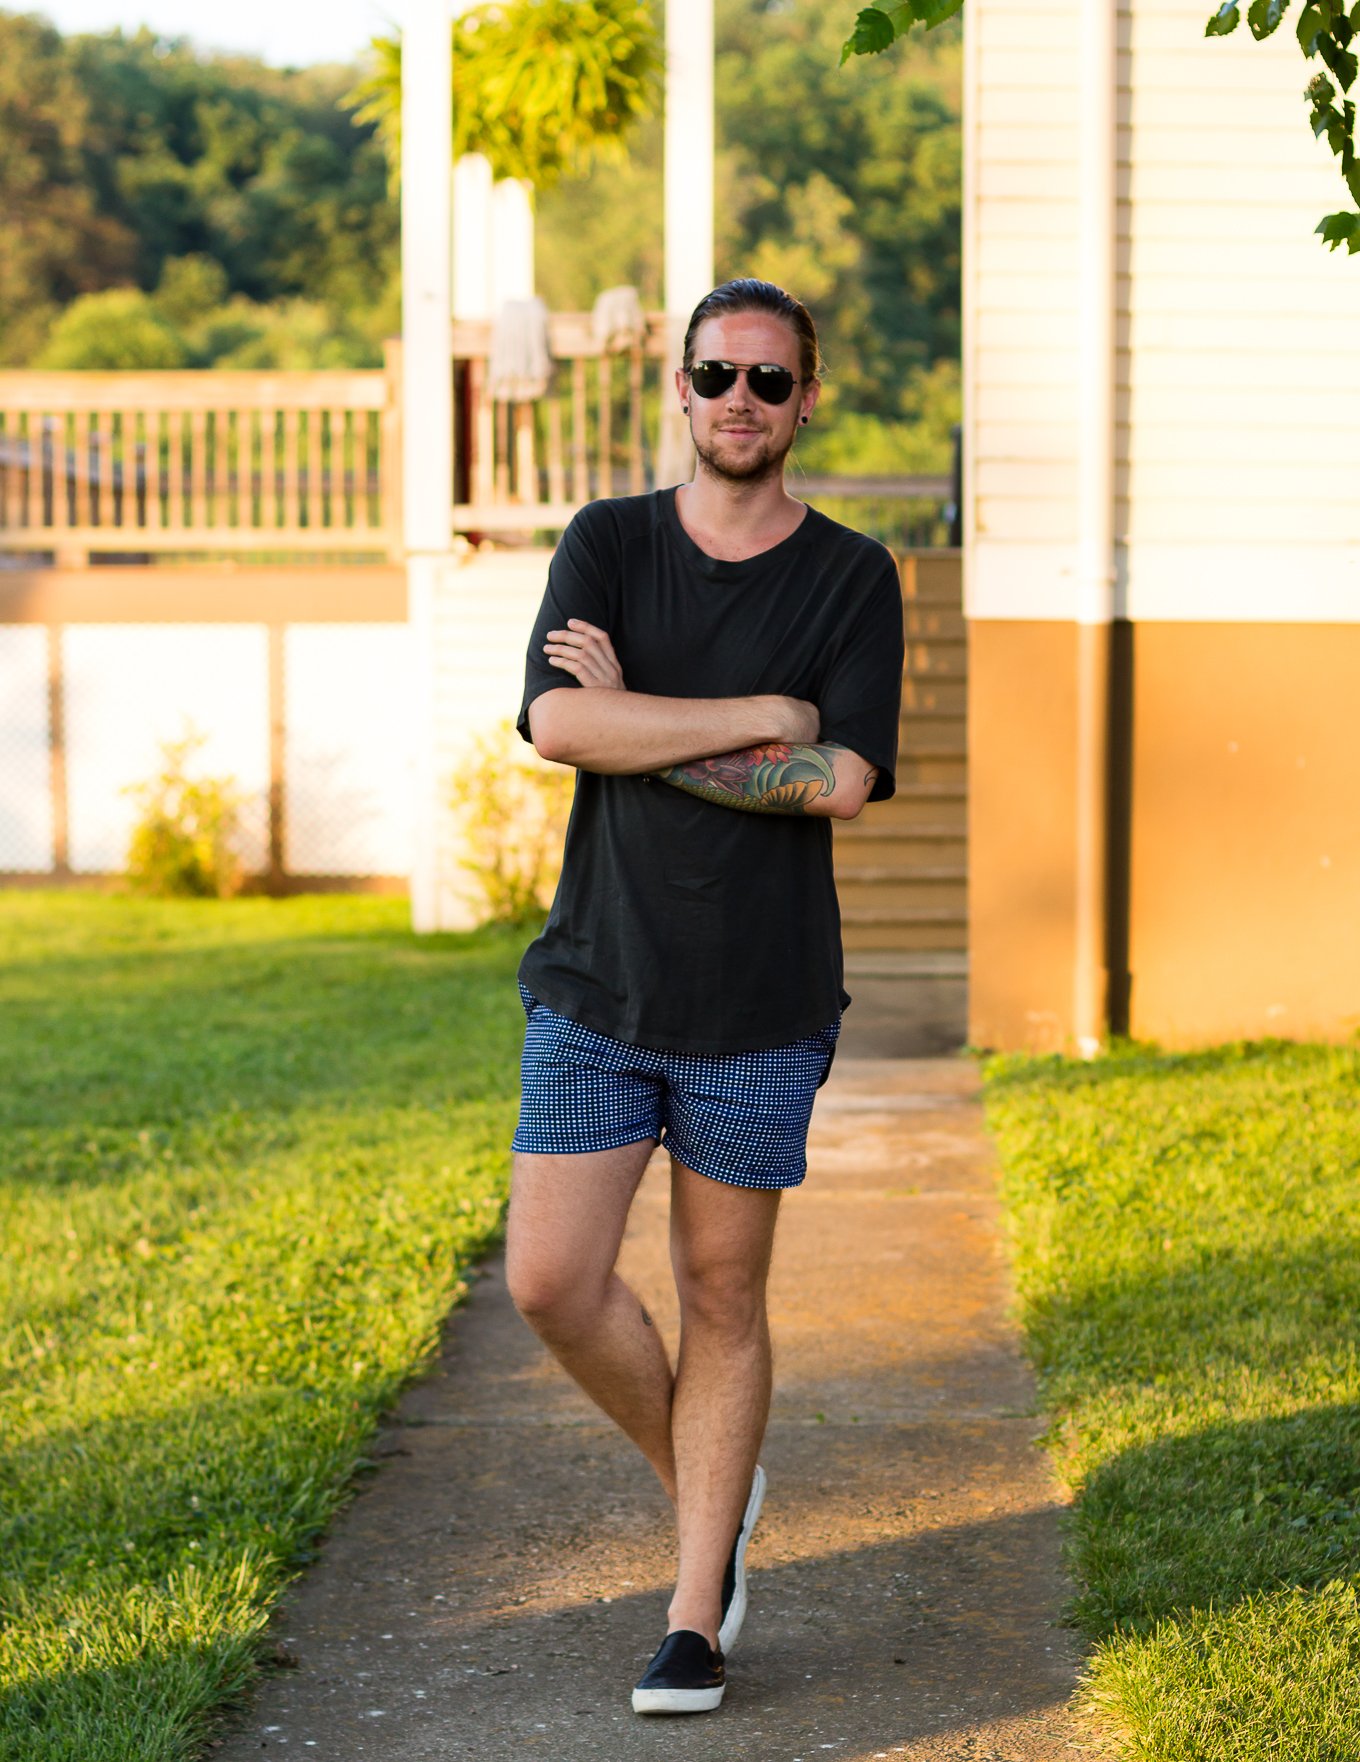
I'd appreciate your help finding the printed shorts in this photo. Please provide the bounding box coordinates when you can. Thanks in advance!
[512,984,841,1190]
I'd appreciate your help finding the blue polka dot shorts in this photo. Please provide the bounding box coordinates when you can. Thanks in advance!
[512,984,841,1189]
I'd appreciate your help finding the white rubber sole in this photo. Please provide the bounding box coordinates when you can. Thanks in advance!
[717,1462,767,1655]
[632,1683,726,1715]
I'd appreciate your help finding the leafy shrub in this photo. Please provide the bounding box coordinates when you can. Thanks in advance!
[447,720,574,926]
[34,288,190,370]
[123,730,247,898]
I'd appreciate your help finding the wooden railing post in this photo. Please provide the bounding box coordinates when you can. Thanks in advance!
[382,337,404,561]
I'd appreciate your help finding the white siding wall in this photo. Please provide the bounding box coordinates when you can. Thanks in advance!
[968,0,1360,620]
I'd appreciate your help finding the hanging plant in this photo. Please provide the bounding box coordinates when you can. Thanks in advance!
[345,0,661,193]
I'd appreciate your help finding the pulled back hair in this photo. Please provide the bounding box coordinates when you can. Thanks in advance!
[682,279,822,385]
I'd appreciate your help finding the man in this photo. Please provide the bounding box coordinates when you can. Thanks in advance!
[506,278,905,1714]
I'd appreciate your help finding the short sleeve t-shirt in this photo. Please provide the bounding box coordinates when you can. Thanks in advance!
[517,487,904,1054]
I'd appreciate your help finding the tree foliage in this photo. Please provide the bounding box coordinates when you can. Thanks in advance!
[0,10,396,364]
[345,0,660,191]
[1206,0,1360,250]
[840,1,964,65]
[2,2,962,472]
[536,0,962,464]
[841,0,1360,254]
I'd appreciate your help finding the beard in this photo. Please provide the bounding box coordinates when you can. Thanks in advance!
[693,424,795,486]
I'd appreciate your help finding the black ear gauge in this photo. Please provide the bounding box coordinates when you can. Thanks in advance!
[799,415,809,425]
[682,404,689,414]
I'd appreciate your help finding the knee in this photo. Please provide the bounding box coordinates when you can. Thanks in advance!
[505,1251,598,1338]
[674,1257,766,1335]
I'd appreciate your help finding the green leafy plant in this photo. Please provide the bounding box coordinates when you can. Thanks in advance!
[842,1,1360,255]
[345,0,661,193]
[840,1,963,66]
[122,729,248,899]
[1206,0,1360,251]
[447,719,575,926]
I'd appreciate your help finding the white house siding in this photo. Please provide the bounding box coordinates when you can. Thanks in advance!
[967,0,1360,623]
[967,3,1083,584]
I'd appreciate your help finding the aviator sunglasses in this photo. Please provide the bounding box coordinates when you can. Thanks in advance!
[686,359,799,406]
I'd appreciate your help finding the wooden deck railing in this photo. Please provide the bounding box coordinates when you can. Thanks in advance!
[0,313,953,560]
[0,354,401,562]
[451,311,671,531]
[0,314,672,560]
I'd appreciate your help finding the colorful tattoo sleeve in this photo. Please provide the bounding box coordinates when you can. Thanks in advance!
[651,742,845,815]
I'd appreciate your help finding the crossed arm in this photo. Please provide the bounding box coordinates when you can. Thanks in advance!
[527,619,878,820]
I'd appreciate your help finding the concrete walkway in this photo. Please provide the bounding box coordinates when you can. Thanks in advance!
[219,1058,1103,1761]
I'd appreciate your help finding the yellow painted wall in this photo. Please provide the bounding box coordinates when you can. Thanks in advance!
[1129,623,1360,1044]
[969,620,1360,1049]
[968,620,1079,1052]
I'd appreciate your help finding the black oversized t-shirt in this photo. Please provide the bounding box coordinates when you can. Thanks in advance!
[516,486,904,1054]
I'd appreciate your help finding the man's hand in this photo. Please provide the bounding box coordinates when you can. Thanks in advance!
[529,617,821,774]
[543,620,625,690]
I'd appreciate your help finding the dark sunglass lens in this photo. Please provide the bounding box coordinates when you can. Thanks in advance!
[689,362,738,398]
[748,366,795,405]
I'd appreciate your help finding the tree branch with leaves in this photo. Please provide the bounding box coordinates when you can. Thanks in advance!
[1206,1,1360,251]
[842,0,1360,253]
[840,2,963,67]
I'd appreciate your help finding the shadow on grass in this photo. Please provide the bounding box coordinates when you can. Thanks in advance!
[1071,1404,1360,1638]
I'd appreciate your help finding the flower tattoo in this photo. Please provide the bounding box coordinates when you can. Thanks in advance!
[655,742,840,815]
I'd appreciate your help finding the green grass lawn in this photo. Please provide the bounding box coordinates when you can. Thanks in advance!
[983,1038,1360,1761]
[0,893,526,1762]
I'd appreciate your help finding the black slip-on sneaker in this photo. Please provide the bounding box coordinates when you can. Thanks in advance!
[631,1629,726,1714]
[717,1462,766,1655]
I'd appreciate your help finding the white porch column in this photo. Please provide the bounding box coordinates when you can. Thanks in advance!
[453,152,494,319]
[402,0,454,932]
[491,177,536,306]
[659,0,714,486]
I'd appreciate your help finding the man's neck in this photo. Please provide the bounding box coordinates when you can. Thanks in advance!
[674,466,807,564]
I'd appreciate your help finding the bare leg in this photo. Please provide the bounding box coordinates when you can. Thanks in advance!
[505,1142,678,1501]
[665,1159,782,1647]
